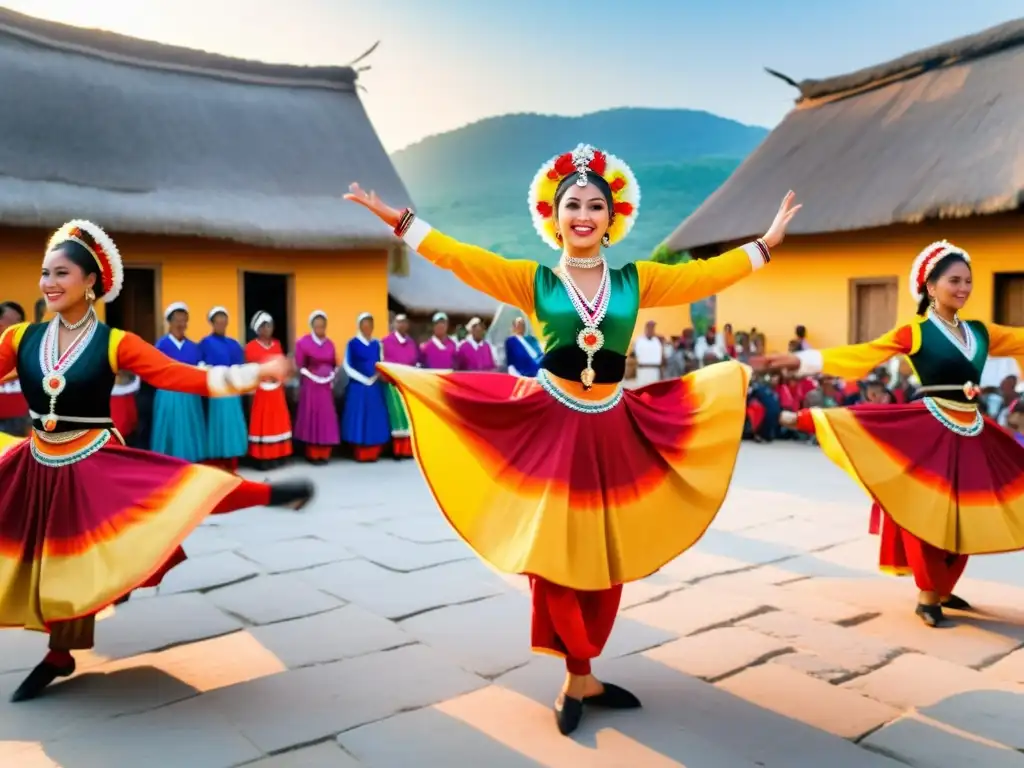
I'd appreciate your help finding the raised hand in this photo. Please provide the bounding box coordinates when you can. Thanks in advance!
[763,191,802,249]
[749,353,801,372]
[343,183,402,228]
[258,355,295,383]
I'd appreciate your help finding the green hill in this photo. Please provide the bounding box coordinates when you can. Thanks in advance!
[392,108,768,269]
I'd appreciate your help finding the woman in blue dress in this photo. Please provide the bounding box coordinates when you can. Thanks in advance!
[199,306,249,472]
[341,312,391,462]
[151,302,207,462]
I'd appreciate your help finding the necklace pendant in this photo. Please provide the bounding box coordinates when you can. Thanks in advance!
[42,372,66,397]
[581,367,596,389]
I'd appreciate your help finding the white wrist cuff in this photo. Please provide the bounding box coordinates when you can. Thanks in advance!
[741,241,770,271]
[403,218,432,251]
[795,349,823,377]
[207,363,261,396]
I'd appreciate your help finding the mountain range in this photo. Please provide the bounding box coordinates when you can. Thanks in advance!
[391,108,769,268]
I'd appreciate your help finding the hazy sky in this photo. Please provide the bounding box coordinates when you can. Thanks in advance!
[4,1,1021,151]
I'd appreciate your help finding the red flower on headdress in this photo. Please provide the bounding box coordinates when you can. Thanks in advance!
[614,202,634,216]
[535,201,553,218]
[610,177,626,193]
[553,153,575,177]
[588,151,607,176]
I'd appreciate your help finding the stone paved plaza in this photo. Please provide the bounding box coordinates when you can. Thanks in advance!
[2,442,1024,767]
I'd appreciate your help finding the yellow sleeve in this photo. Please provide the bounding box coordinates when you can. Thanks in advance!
[796,325,915,380]
[986,323,1024,358]
[635,242,768,308]
[404,219,537,313]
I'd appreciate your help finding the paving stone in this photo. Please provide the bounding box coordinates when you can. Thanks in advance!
[181,525,246,556]
[655,551,753,583]
[711,489,804,532]
[206,573,343,625]
[250,604,412,668]
[158,550,262,594]
[863,716,1024,767]
[715,662,901,739]
[771,652,850,682]
[780,575,912,615]
[844,652,1018,709]
[0,628,56,674]
[702,563,807,588]
[741,517,864,552]
[811,537,892,572]
[188,643,486,753]
[703,578,871,624]
[623,583,770,636]
[0,666,200,744]
[340,702,547,767]
[92,592,244,659]
[378,516,459,543]
[692,529,806,567]
[618,576,676,608]
[41,694,262,768]
[854,609,1021,667]
[94,631,286,693]
[987,648,1024,683]
[921,689,1024,749]
[761,553,878,580]
[497,654,904,767]
[740,610,901,675]
[235,536,355,573]
[330,526,473,571]
[643,626,790,680]
[0,742,60,768]
[300,557,507,620]
[246,742,361,768]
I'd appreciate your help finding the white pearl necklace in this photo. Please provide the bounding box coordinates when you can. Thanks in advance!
[561,253,604,269]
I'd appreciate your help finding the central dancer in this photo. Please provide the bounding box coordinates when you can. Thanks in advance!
[346,144,799,735]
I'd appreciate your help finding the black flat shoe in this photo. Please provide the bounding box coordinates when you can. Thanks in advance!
[10,658,76,702]
[942,594,971,611]
[267,480,315,510]
[916,603,946,627]
[554,695,583,736]
[584,681,642,709]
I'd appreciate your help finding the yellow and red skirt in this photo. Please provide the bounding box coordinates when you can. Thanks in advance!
[797,399,1024,555]
[0,429,276,633]
[377,361,750,589]
[248,383,293,461]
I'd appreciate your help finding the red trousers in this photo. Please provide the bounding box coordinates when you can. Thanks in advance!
[530,576,622,675]
[873,503,969,594]
[305,445,333,461]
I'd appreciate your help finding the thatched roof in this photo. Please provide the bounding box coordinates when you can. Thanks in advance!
[0,7,493,314]
[666,17,1024,252]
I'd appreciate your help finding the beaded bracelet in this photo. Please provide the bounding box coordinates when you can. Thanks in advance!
[394,208,415,238]
[754,238,771,265]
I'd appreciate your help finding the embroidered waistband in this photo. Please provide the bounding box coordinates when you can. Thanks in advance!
[537,369,623,414]
[31,428,112,466]
[922,397,983,437]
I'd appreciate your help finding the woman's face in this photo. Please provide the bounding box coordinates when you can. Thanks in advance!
[258,322,274,340]
[929,260,972,311]
[557,182,610,251]
[212,313,229,335]
[168,311,188,337]
[312,317,327,336]
[359,317,374,337]
[40,249,93,314]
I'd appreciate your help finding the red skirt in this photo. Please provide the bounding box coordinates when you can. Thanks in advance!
[0,430,271,632]
[802,400,1024,555]
[110,394,138,438]
[248,385,293,460]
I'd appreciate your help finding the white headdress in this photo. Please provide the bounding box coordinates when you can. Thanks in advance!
[46,220,125,303]
[308,309,327,329]
[466,317,483,329]
[909,241,971,304]
[528,143,641,250]
[164,302,189,321]
[432,311,448,324]
[250,311,272,334]
[208,306,229,322]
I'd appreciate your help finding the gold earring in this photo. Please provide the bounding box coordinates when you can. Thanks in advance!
[601,233,611,247]
[554,230,563,243]
[85,287,96,303]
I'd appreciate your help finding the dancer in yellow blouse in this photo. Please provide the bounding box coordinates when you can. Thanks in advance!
[756,241,1024,627]
[346,143,800,735]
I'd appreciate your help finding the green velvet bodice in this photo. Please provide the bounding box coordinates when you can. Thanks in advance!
[909,317,989,400]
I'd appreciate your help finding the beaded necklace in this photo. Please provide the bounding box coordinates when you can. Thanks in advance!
[556,260,611,389]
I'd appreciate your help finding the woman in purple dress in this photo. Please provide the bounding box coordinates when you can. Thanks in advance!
[419,312,457,369]
[381,313,419,458]
[293,310,340,465]
[342,312,391,462]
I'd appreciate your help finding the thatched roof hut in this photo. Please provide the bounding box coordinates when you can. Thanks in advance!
[666,18,1024,253]
[0,6,491,316]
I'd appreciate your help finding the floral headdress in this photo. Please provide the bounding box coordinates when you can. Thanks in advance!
[46,220,125,303]
[909,240,971,303]
[528,143,641,250]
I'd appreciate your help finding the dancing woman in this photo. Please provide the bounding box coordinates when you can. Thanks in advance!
[0,221,313,702]
[345,143,799,735]
[755,241,1024,627]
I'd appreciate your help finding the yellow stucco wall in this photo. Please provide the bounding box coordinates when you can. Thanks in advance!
[714,214,1024,353]
[2,229,389,345]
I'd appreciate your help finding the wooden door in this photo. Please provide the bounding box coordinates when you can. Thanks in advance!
[994,273,1024,326]
[849,278,897,344]
[105,268,158,342]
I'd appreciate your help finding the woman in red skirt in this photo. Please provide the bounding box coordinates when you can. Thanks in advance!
[0,220,314,702]
[759,241,1024,627]
[245,312,294,470]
